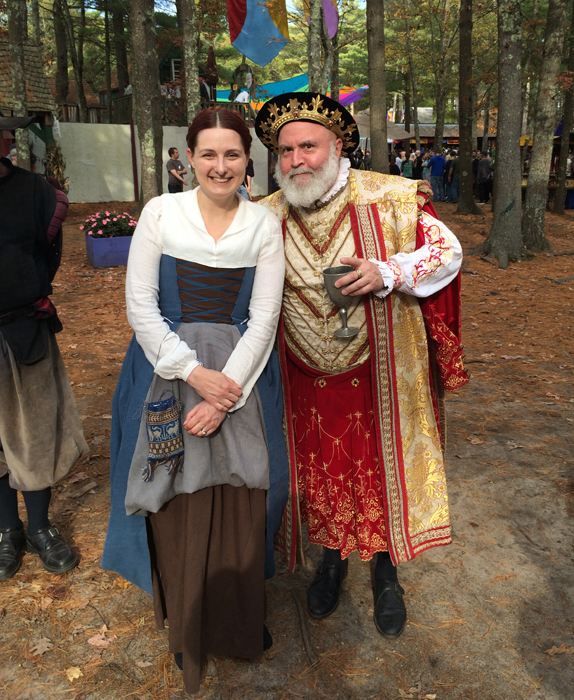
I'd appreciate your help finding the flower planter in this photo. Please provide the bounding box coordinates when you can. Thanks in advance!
[85,234,132,268]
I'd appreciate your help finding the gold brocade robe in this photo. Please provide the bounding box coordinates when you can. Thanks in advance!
[261,169,455,568]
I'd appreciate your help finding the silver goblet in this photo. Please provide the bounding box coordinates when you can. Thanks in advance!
[323,265,360,339]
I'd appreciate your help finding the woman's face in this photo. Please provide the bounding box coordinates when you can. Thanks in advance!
[188,128,248,201]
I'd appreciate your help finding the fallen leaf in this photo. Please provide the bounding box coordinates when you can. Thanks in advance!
[500,355,523,360]
[30,638,53,656]
[545,643,574,656]
[87,624,117,648]
[47,584,67,600]
[68,471,89,484]
[467,436,485,445]
[506,441,524,450]
[101,414,113,419]
[136,660,152,668]
[39,597,53,611]
[545,392,561,400]
[425,696,437,700]
[66,667,83,682]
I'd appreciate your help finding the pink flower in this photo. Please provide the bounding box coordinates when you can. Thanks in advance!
[97,230,103,234]
[79,225,84,230]
[113,218,117,221]
[105,211,110,215]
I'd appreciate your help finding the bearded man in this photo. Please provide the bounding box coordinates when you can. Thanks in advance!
[255,93,468,638]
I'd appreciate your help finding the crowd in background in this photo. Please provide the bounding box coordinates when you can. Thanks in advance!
[384,146,494,205]
[347,142,497,206]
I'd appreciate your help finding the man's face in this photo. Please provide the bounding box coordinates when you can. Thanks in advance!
[172,149,179,160]
[278,121,342,184]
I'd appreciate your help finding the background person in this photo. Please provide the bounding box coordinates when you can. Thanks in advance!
[166,147,187,193]
[428,148,446,201]
[476,151,492,204]
[448,150,460,203]
[0,155,88,581]
[102,108,287,695]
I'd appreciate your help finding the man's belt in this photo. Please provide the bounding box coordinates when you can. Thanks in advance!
[0,304,36,326]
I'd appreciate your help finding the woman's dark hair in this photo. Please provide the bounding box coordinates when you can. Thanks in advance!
[186,107,252,155]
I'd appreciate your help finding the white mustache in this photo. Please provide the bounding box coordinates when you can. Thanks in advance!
[287,167,315,179]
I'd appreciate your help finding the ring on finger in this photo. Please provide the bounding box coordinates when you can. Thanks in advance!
[201,428,207,436]
[356,269,363,279]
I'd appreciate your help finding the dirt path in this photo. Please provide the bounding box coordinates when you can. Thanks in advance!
[1,202,573,700]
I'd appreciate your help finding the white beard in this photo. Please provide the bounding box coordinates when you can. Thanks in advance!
[274,143,341,208]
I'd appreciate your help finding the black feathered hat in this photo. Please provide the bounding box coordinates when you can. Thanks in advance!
[254,92,360,156]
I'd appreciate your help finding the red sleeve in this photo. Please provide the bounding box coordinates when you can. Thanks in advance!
[47,189,68,244]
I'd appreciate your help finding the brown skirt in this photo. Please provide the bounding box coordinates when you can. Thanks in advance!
[147,484,266,694]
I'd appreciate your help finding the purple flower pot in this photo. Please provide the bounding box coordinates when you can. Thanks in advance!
[85,234,132,268]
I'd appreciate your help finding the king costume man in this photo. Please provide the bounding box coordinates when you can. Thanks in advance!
[255,93,468,638]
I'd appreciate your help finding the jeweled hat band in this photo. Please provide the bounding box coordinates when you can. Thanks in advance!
[254,92,360,156]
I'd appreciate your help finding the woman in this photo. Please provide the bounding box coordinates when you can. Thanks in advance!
[102,108,287,694]
[401,151,414,179]
[422,153,431,182]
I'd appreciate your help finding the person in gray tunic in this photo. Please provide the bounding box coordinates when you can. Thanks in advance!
[0,152,88,582]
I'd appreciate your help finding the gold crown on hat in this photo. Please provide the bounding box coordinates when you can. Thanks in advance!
[258,95,358,154]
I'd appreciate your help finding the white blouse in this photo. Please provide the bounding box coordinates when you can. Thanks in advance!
[126,188,285,411]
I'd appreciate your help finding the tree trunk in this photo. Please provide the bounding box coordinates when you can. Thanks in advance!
[30,0,41,44]
[330,31,340,103]
[78,0,87,118]
[366,0,388,174]
[554,1,574,215]
[480,0,523,267]
[130,0,163,203]
[112,1,130,96]
[319,8,334,92]
[405,1,419,149]
[480,88,490,153]
[7,0,30,170]
[53,0,68,104]
[175,0,183,31]
[522,0,568,251]
[456,0,482,215]
[434,88,446,152]
[60,0,89,122]
[104,0,113,123]
[404,75,411,133]
[181,0,201,124]
[307,0,323,92]
[394,92,401,123]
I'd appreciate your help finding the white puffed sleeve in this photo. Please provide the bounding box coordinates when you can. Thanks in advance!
[222,211,285,411]
[371,211,462,299]
[125,199,201,380]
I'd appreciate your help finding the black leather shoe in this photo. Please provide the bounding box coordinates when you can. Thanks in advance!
[26,525,79,574]
[0,527,26,581]
[373,579,407,638]
[307,559,348,619]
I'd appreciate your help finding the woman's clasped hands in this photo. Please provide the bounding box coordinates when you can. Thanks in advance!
[184,365,242,436]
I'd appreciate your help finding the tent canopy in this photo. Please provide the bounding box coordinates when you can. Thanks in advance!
[354,109,411,140]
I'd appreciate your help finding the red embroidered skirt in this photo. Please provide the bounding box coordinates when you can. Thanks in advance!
[286,348,388,560]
